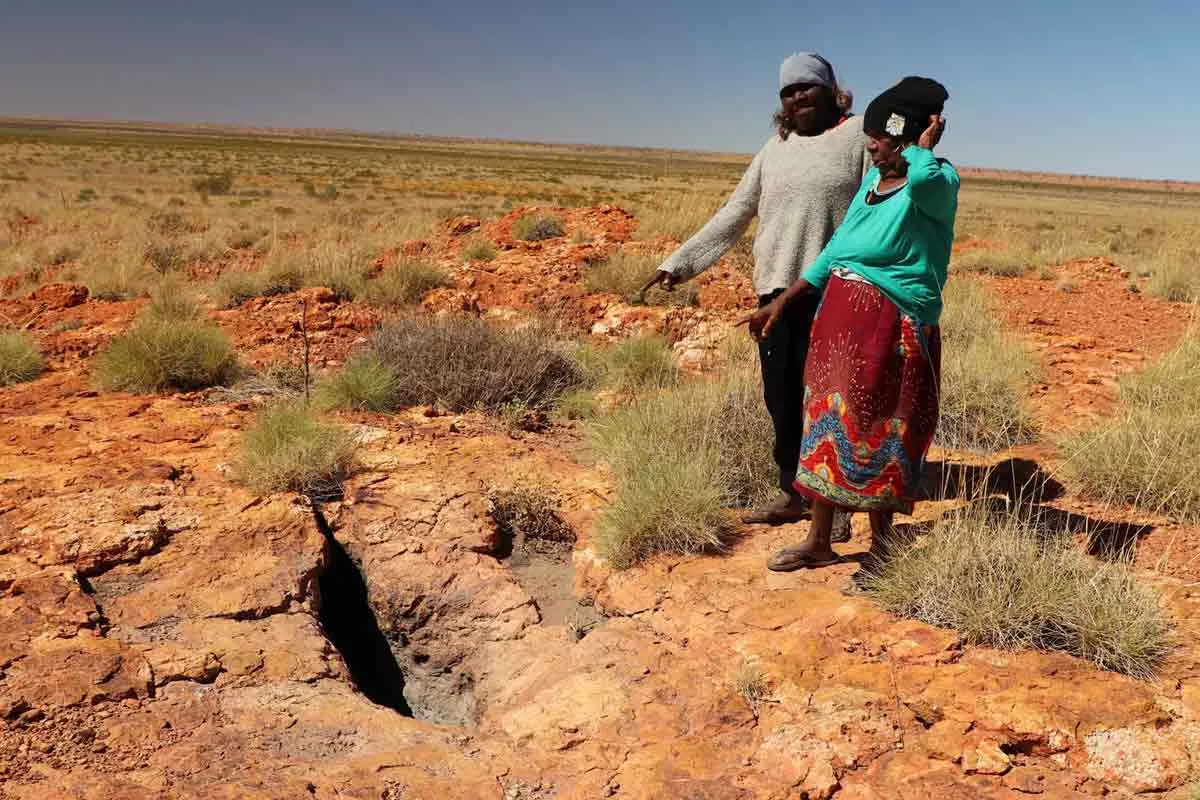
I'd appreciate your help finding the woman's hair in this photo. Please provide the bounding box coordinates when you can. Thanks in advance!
[774,85,854,140]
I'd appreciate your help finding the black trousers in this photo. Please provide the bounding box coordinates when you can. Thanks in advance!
[757,289,821,496]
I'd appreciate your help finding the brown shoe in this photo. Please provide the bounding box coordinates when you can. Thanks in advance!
[741,493,808,525]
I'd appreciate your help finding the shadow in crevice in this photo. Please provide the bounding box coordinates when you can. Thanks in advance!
[311,506,412,716]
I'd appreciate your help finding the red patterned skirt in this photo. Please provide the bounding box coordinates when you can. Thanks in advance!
[793,272,941,514]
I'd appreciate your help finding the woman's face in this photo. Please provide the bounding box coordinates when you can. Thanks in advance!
[866,133,907,177]
[780,83,830,135]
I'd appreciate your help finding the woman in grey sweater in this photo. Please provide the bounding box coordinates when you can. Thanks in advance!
[643,52,870,528]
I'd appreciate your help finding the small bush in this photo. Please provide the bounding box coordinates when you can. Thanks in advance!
[192,171,234,196]
[238,401,357,499]
[511,214,565,242]
[861,507,1169,678]
[590,363,774,568]
[936,279,1039,452]
[0,330,45,386]
[211,267,301,308]
[1060,333,1200,520]
[1145,247,1200,302]
[486,487,576,555]
[77,188,97,202]
[585,250,699,306]
[147,211,194,236]
[315,355,398,412]
[94,318,237,393]
[369,315,584,413]
[360,260,450,307]
[554,389,600,420]
[145,242,188,274]
[461,238,497,262]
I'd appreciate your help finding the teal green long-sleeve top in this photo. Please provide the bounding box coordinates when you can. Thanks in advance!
[800,146,959,325]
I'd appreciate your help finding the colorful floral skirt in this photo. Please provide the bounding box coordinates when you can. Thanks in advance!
[792,272,941,514]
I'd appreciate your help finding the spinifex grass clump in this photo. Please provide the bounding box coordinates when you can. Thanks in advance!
[238,400,357,499]
[1060,332,1200,521]
[94,311,237,393]
[368,315,584,413]
[359,259,450,308]
[510,213,565,242]
[589,363,774,568]
[315,355,398,412]
[580,334,679,394]
[935,278,1039,452]
[584,250,699,307]
[860,506,1170,678]
[0,330,45,386]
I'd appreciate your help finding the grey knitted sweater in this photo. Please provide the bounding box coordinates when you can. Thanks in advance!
[660,115,870,296]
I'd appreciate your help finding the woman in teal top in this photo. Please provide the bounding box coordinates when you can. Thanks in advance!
[742,76,959,571]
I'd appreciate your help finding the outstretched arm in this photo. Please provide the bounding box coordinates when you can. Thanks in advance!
[642,145,765,292]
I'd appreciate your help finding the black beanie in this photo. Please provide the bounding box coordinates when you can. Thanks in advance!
[864,76,948,141]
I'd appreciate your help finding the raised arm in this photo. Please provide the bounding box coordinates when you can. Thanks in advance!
[903,116,959,226]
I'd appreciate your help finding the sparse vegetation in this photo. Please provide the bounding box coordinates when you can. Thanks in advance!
[511,213,565,242]
[936,278,1039,451]
[486,487,576,554]
[590,359,774,568]
[192,171,234,196]
[238,400,357,498]
[591,335,678,393]
[368,315,584,413]
[359,259,450,307]
[94,317,237,393]
[860,505,1170,678]
[461,238,497,262]
[0,329,45,386]
[315,355,398,412]
[584,250,699,306]
[1060,332,1200,521]
[731,663,768,716]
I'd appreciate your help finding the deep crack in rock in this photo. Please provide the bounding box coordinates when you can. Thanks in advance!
[312,506,412,717]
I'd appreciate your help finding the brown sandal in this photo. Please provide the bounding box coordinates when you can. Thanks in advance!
[767,547,843,572]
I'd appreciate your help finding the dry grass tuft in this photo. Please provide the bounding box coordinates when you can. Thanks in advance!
[368,315,584,413]
[584,250,699,306]
[0,329,45,386]
[1060,332,1200,521]
[861,505,1170,678]
[315,355,398,412]
[486,487,576,555]
[238,400,357,499]
[589,355,774,568]
[510,213,565,242]
[359,259,450,308]
[936,278,1039,451]
[94,317,237,393]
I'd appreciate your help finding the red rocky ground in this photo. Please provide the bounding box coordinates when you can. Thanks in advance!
[2,207,1199,798]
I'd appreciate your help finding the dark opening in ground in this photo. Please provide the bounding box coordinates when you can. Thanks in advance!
[312,507,412,716]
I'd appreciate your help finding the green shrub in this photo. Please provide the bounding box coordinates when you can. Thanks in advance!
[511,214,565,242]
[0,330,45,386]
[238,401,357,498]
[315,355,398,412]
[360,260,450,307]
[369,315,583,412]
[936,278,1039,451]
[94,318,237,393]
[461,238,497,262]
[861,506,1169,678]
[1060,333,1200,520]
[590,365,774,568]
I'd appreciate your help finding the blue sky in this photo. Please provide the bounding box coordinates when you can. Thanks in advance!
[3,0,1198,179]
